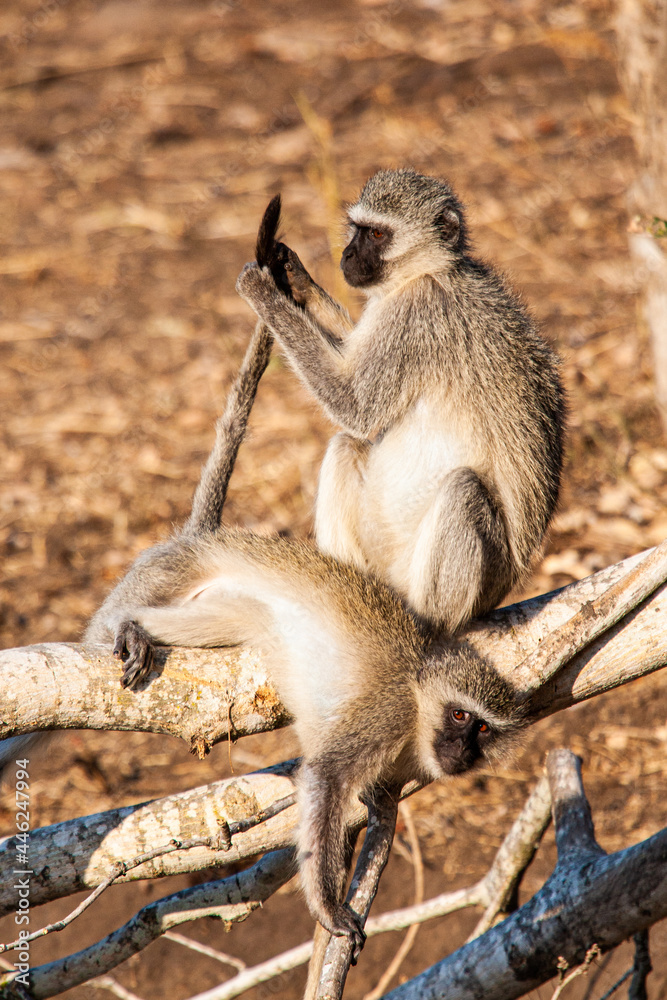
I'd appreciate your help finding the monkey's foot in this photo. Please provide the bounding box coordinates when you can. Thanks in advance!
[113,620,155,690]
[331,904,367,965]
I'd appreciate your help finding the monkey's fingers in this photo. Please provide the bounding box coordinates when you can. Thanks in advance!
[113,620,155,690]
[332,904,367,965]
[284,248,312,305]
[267,240,296,299]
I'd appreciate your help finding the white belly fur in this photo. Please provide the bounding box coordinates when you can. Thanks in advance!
[182,574,357,725]
[359,396,485,581]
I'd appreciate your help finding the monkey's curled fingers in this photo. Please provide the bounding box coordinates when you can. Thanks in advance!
[330,904,367,964]
[113,620,155,690]
[283,247,313,306]
[235,262,279,311]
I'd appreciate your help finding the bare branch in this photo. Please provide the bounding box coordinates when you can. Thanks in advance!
[0,761,299,917]
[0,794,296,953]
[317,789,399,1000]
[0,849,297,998]
[2,546,665,750]
[362,802,424,1000]
[162,932,246,971]
[511,537,667,695]
[382,754,667,1000]
[546,750,605,861]
[468,773,552,939]
[89,976,145,1000]
[187,940,315,1000]
[0,640,290,748]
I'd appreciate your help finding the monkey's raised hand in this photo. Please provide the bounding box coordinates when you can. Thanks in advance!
[236,261,279,310]
[255,194,296,301]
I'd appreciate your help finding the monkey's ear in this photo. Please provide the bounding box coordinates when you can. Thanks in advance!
[438,205,462,245]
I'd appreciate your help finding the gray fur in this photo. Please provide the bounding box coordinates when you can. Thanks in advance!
[85,183,530,955]
[236,169,565,634]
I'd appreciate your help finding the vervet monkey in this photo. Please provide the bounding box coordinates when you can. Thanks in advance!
[86,199,525,957]
[236,169,565,633]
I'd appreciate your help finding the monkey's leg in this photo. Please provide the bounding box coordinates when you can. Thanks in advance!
[314,433,370,571]
[408,467,513,632]
[297,761,367,961]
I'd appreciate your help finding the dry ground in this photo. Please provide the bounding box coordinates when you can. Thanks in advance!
[0,0,666,997]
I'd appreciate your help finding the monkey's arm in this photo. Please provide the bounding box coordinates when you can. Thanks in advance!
[282,248,353,342]
[297,760,366,959]
[236,264,419,436]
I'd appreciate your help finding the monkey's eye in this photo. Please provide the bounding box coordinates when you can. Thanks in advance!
[371,228,385,240]
[478,721,490,734]
[451,708,469,724]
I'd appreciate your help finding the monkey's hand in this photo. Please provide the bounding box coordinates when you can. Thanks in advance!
[328,904,367,964]
[236,262,282,314]
[284,247,320,306]
[113,620,155,690]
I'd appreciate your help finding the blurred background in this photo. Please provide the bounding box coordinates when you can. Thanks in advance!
[0,0,666,997]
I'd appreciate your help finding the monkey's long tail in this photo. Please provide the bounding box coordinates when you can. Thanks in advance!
[184,319,273,534]
[185,195,283,534]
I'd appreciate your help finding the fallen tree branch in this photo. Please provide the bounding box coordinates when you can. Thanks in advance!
[0,769,550,1000]
[0,761,299,916]
[382,750,667,1000]
[2,546,665,748]
[0,849,297,998]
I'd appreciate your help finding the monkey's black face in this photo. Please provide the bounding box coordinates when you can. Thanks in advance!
[341,223,393,288]
[433,705,494,775]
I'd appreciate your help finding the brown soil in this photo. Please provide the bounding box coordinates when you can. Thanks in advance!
[0,1,666,998]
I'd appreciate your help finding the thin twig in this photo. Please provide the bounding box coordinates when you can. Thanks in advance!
[2,56,163,92]
[187,941,315,1000]
[550,945,601,1000]
[363,802,424,1000]
[89,977,145,1000]
[581,951,614,1000]
[162,932,246,971]
[598,968,633,1000]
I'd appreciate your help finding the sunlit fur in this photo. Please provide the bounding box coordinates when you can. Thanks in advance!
[236,169,565,636]
[86,525,524,952]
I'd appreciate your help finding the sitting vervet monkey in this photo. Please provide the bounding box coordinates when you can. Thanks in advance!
[86,198,525,958]
[236,169,565,633]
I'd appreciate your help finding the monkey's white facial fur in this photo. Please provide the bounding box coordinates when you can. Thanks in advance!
[343,168,468,291]
[415,652,524,780]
